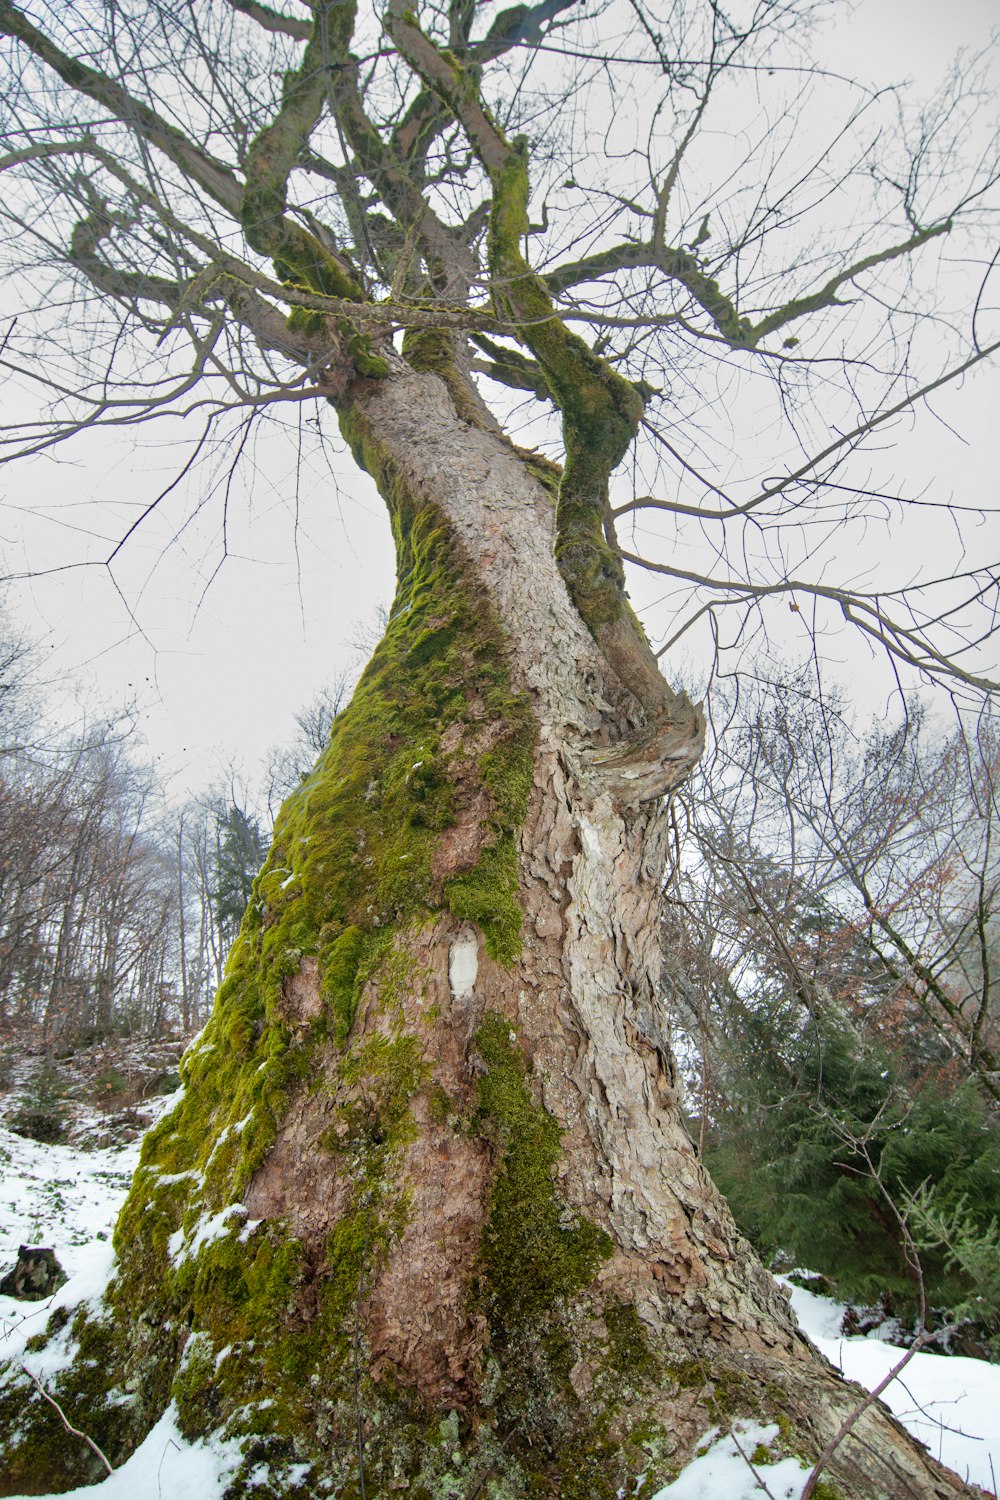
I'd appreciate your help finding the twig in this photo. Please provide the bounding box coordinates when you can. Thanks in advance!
[465,1429,517,1499]
[696,1355,780,1500]
[800,1122,957,1499]
[728,1422,781,1500]
[800,1336,930,1500]
[20,1362,114,1476]
[157,1435,180,1499]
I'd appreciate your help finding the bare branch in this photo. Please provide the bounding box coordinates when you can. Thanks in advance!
[0,1,245,216]
[19,1365,114,1477]
[750,221,952,346]
[222,0,311,41]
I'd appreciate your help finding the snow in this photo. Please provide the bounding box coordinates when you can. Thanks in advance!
[168,1202,247,1265]
[4,1109,1000,1498]
[0,1112,156,1369]
[0,1403,242,1500]
[782,1276,1000,1493]
[1,1104,243,1500]
[649,1421,811,1499]
[647,1278,1000,1499]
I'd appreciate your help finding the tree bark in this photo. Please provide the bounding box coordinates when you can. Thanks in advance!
[0,363,978,1498]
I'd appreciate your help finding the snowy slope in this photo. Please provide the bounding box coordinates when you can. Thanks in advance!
[1,1102,244,1499]
[2,1116,999,1498]
[782,1277,1000,1494]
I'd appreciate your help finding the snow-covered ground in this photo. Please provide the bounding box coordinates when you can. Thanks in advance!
[2,1112,147,1360]
[781,1277,1000,1495]
[1,1100,243,1499]
[649,1420,813,1499]
[651,1283,1000,1500]
[2,1114,999,1498]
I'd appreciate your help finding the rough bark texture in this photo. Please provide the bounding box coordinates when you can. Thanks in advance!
[0,364,981,1499]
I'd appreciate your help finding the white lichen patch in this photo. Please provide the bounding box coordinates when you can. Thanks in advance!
[448,930,479,1002]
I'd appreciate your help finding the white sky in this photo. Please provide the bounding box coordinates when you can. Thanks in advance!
[0,0,997,803]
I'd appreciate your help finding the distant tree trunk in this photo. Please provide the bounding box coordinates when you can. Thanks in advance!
[176,814,192,1033]
[0,364,973,1499]
[93,912,120,1037]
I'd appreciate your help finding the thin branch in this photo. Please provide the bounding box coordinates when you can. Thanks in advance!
[750,222,952,346]
[0,2,245,216]
[19,1364,114,1477]
[222,0,311,40]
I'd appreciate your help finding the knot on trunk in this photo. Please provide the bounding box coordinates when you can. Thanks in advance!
[586,693,705,804]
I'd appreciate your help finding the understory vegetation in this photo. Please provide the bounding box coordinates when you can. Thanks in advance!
[665,673,1000,1354]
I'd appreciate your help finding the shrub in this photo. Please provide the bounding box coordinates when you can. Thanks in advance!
[7,1063,71,1144]
[703,1005,1000,1336]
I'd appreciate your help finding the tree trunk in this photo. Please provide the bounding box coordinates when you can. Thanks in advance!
[0,364,977,1498]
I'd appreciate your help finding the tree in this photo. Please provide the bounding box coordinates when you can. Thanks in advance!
[214,802,270,948]
[0,0,997,1494]
[0,725,184,1041]
[660,806,1000,1341]
[661,676,1000,1335]
[688,673,1000,1102]
[0,599,34,756]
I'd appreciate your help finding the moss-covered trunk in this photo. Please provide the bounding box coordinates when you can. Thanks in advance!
[0,363,978,1499]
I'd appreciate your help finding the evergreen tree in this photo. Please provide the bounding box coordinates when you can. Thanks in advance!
[705,1003,1000,1333]
[214,805,269,947]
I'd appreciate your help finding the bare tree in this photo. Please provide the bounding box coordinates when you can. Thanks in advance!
[0,727,184,1040]
[0,0,997,1494]
[0,600,34,755]
[261,670,353,816]
[688,672,1000,1101]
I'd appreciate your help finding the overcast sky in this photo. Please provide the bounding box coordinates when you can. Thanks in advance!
[0,0,996,806]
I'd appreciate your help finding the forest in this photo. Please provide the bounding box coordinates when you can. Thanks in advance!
[0,612,272,1041]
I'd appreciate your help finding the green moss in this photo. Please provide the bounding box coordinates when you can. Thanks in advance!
[0,1293,174,1494]
[401,326,487,427]
[402,60,669,710]
[664,1358,704,1392]
[472,1014,613,1329]
[427,1081,454,1124]
[477,145,645,637]
[446,840,522,964]
[325,1027,428,1168]
[0,393,543,1491]
[604,1299,661,1381]
[320,924,366,1043]
[556,1430,625,1500]
[238,9,388,379]
[172,1335,221,1440]
[286,301,326,337]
